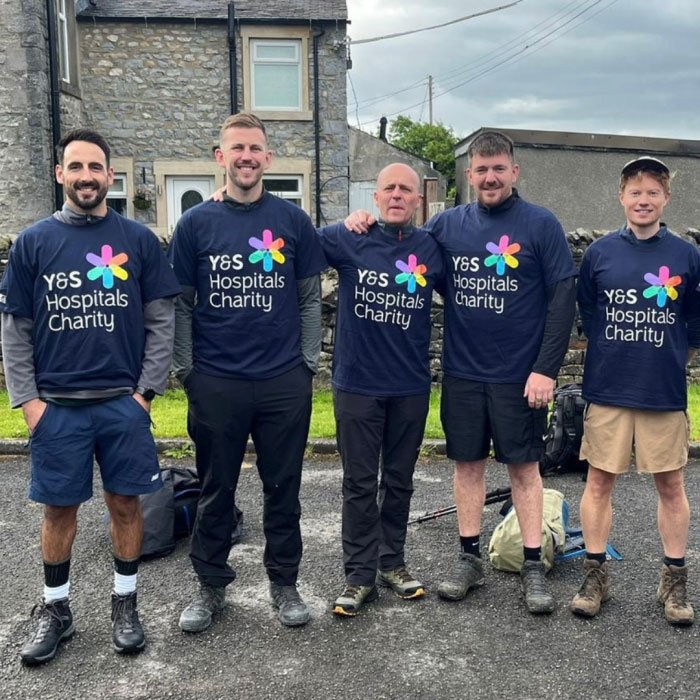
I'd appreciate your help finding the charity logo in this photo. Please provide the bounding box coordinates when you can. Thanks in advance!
[395,254,427,293]
[249,229,285,272]
[86,245,129,289]
[485,234,520,275]
[643,265,681,308]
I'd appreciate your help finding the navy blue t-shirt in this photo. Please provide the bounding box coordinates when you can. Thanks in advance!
[318,222,443,396]
[168,193,326,379]
[0,210,181,392]
[579,226,700,410]
[424,193,576,383]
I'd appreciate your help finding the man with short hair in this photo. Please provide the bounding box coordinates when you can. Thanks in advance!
[318,163,443,615]
[1,128,180,664]
[347,131,576,613]
[170,112,325,631]
[571,157,700,625]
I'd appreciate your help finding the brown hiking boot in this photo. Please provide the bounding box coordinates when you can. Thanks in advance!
[657,564,695,626]
[570,559,610,618]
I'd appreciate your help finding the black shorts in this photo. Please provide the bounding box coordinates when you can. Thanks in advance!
[440,375,547,465]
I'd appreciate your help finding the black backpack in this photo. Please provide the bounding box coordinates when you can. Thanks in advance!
[105,467,243,560]
[539,383,588,477]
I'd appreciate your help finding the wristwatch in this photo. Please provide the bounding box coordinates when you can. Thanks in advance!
[136,386,157,402]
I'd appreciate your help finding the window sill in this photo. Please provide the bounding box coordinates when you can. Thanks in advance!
[60,80,82,100]
[248,109,313,121]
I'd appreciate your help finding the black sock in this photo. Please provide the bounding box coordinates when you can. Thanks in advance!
[523,546,541,562]
[664,555,686,568]
[113,556,139,576]
[460,535,480,558]
[44,558,71,588]
[586,552,607,564]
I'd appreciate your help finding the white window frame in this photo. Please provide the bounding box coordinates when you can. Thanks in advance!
[251,39,302,112]
[108,159,134,219]
[263,159,312,214]
[241,25,312,121]
[57,0,70,83]
[263,175,303,207]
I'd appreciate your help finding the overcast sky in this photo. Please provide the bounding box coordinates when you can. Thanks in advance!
[345,0,700,143]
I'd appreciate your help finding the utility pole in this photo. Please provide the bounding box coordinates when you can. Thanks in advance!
[428,75,433,125]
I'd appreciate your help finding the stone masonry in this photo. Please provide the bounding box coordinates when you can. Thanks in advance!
[0,0,55,236]
[76,20,349,228]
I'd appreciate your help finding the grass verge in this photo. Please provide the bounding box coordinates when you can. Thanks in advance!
[0,385,699,441]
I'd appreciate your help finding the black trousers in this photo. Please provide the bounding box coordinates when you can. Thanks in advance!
[186,364,312,587]
[334,389,430,586]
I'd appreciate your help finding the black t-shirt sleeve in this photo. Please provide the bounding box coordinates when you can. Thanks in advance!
[531,276,577,379]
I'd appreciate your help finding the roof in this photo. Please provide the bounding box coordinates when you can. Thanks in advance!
[78,1,348,21]
[455,127,700,159]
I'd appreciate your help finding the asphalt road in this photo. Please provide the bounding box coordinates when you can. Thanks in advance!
[1,455,699,700]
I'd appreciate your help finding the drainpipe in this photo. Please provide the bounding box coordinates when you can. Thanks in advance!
[228,2,238,114]
[312,25,325,226]
[45,0,63,208]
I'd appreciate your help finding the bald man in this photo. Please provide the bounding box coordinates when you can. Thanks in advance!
[317,164,444,615]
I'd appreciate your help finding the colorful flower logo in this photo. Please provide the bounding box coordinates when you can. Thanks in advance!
[643,265,681,307]
[86,245,129,289]
[485,235,520,275]
[249,229,285,272]
[395,254,427,293]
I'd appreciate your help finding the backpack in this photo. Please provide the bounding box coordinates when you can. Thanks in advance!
[105,467,243,560]
[488,488,567,572]
[539,383,588,476]
[488,488,622,572]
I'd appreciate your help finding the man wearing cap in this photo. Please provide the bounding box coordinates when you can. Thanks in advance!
[571,156,700,625]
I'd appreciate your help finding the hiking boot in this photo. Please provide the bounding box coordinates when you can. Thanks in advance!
[111,591,145,654]
[270,583,310,627]
[179,581,226,632]
[520,560,555,614]
[332,584,379,616]
[377,566,425,599]
[437,552,485,601]
[570,558,610,618]
[20,598,74,666]
[657,564,695,626]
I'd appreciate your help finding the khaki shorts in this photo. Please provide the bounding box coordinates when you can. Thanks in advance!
[580,403,689,474]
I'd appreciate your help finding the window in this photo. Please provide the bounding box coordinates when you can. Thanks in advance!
[251,40,302,111]
[241,26,312,121]
[106,174,128,216]
[57,0,70,83]
[55,0,80,93]
[264,176,303,208]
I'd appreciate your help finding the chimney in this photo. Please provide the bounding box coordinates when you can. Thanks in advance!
[379,116,388,142]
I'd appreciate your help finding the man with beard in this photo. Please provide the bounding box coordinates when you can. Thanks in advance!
[170,112,325,632]
[0,128,180,664]
[345,131,576,614]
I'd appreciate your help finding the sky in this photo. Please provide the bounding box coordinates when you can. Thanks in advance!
[345,0,700,143]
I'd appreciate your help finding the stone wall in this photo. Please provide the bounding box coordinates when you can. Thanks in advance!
[76,20,348,229]
[0,0,55,236]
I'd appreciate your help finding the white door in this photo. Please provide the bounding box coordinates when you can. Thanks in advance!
[166,176,215,233]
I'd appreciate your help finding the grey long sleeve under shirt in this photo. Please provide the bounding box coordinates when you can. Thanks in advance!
[2,203,175,407]
[2,297,174,408]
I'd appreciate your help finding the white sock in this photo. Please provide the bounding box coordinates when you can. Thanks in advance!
[113,572,137,596]
[44,581,70,602]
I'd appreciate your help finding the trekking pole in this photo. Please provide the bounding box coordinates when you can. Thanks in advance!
[408,487,512,525]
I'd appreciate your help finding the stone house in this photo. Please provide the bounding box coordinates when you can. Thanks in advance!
[1,0,350,240]
[455,127,700,234]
